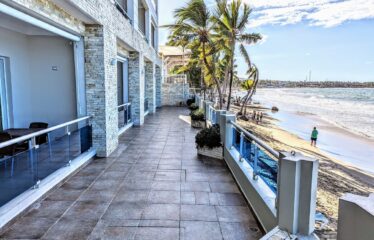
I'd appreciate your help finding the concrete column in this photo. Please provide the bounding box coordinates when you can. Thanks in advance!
[221,113,236,148]
[337,193,374,240]
[204,101,213,122]
[155,65,162,107]
[199,97,204,109]
[216,110,226,141]
[128,52,145,125]
[277,152,319,236]
[145,61,156,113]
[84,25,118,157]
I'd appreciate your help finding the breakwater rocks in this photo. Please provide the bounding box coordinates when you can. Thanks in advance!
[258,80,374,88]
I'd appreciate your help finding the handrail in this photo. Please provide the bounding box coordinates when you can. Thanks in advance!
[229,120,280,159]
[0,116,91,149]
[117,102,131,109]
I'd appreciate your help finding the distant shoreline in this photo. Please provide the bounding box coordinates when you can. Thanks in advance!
[257,80,374,88]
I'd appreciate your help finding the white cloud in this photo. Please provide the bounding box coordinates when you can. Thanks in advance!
[243,0,374,28]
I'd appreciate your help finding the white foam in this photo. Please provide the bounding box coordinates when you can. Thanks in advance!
[253,88,374,139]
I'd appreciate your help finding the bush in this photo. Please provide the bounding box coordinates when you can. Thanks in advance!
[186,98,195,106]
[195,124,221,149]
[191,109,205,121]
[188,103,199,111]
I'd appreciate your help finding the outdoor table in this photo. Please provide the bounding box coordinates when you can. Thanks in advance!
[2,128,48,174]
[4,128,44,138]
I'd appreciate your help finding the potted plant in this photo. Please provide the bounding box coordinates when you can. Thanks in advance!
[190,109,205,128]
[195,124,223,159]
[186,98,195,107]
[188,103,199,111]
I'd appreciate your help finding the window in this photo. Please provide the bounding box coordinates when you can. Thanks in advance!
[151,23,156,48]
[138,1,146,35]
[115,0,131,22]
[117,61,124,106]
[117,0,127,12]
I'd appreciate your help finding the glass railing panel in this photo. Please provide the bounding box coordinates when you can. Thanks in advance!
[118,106,125,129]
[127,104,132,123]
[212,110,217,124]
[118,103,133,131]
[232,127,241,152]
[0,117,92,208]
[0,148,37,206]
[242,137,278,193]
[144,99,149,112]
[35,129,70,180]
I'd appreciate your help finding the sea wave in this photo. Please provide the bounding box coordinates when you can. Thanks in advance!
[253,88,374,139]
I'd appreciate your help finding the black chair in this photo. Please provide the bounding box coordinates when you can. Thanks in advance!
[0,133,27,176]
[29,122,48,145]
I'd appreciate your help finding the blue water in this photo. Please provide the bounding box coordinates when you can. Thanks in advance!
[254,88,374,174]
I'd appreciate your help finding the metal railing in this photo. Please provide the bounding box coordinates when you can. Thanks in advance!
[118,103,132,129]
[230,120,279,193]
[0,116,93,207]
[0,116,91,149]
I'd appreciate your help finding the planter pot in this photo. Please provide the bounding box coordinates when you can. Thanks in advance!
[197,146,223,160]
[191,120,205,128]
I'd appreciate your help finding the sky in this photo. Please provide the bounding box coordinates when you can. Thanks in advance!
[158,0,374,82]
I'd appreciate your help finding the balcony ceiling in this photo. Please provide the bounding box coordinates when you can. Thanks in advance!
[50,0,97,24]
[0,12,56,36]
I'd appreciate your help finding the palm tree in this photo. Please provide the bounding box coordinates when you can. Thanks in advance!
[165,0,224,109]
[213,0,261,111]
[239,44,259,115]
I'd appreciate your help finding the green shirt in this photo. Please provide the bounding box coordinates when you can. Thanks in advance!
[312,129,318,139]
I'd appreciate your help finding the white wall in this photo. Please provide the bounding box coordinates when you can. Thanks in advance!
[0,26,77,128]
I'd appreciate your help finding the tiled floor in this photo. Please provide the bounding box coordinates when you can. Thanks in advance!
[0,107,262,240]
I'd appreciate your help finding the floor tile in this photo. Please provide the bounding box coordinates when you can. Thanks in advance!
[181,205,217,221]
[181,221,223,240]
[142,204,180,220]
[220,222,262,240]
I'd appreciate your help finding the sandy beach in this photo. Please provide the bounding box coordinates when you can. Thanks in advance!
[231,104,374,237]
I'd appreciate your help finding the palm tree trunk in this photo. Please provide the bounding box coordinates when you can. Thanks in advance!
[226,41,236,111]
[240,92,250,114]
[202,42,223,109]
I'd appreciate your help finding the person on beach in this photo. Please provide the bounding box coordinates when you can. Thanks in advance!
[311,127,318,147]
[259,112,263,122]
[252,110,256,121]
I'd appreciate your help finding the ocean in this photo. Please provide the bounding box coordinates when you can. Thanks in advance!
[254,88,374,139]
[252,88,374,173]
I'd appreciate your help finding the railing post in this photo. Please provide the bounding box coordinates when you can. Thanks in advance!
[199,96,204,109]
[337,193,374,240]
[239,132,244,162]
[66,126,71,166]
[277,151,319,236]
[218,111,227,142]
[253,145,259,180]
[204,101,213,124]
[222,113,236,149]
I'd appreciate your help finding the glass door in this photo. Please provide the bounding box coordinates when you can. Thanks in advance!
[0,58,4,131]
[0,57,13,130]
